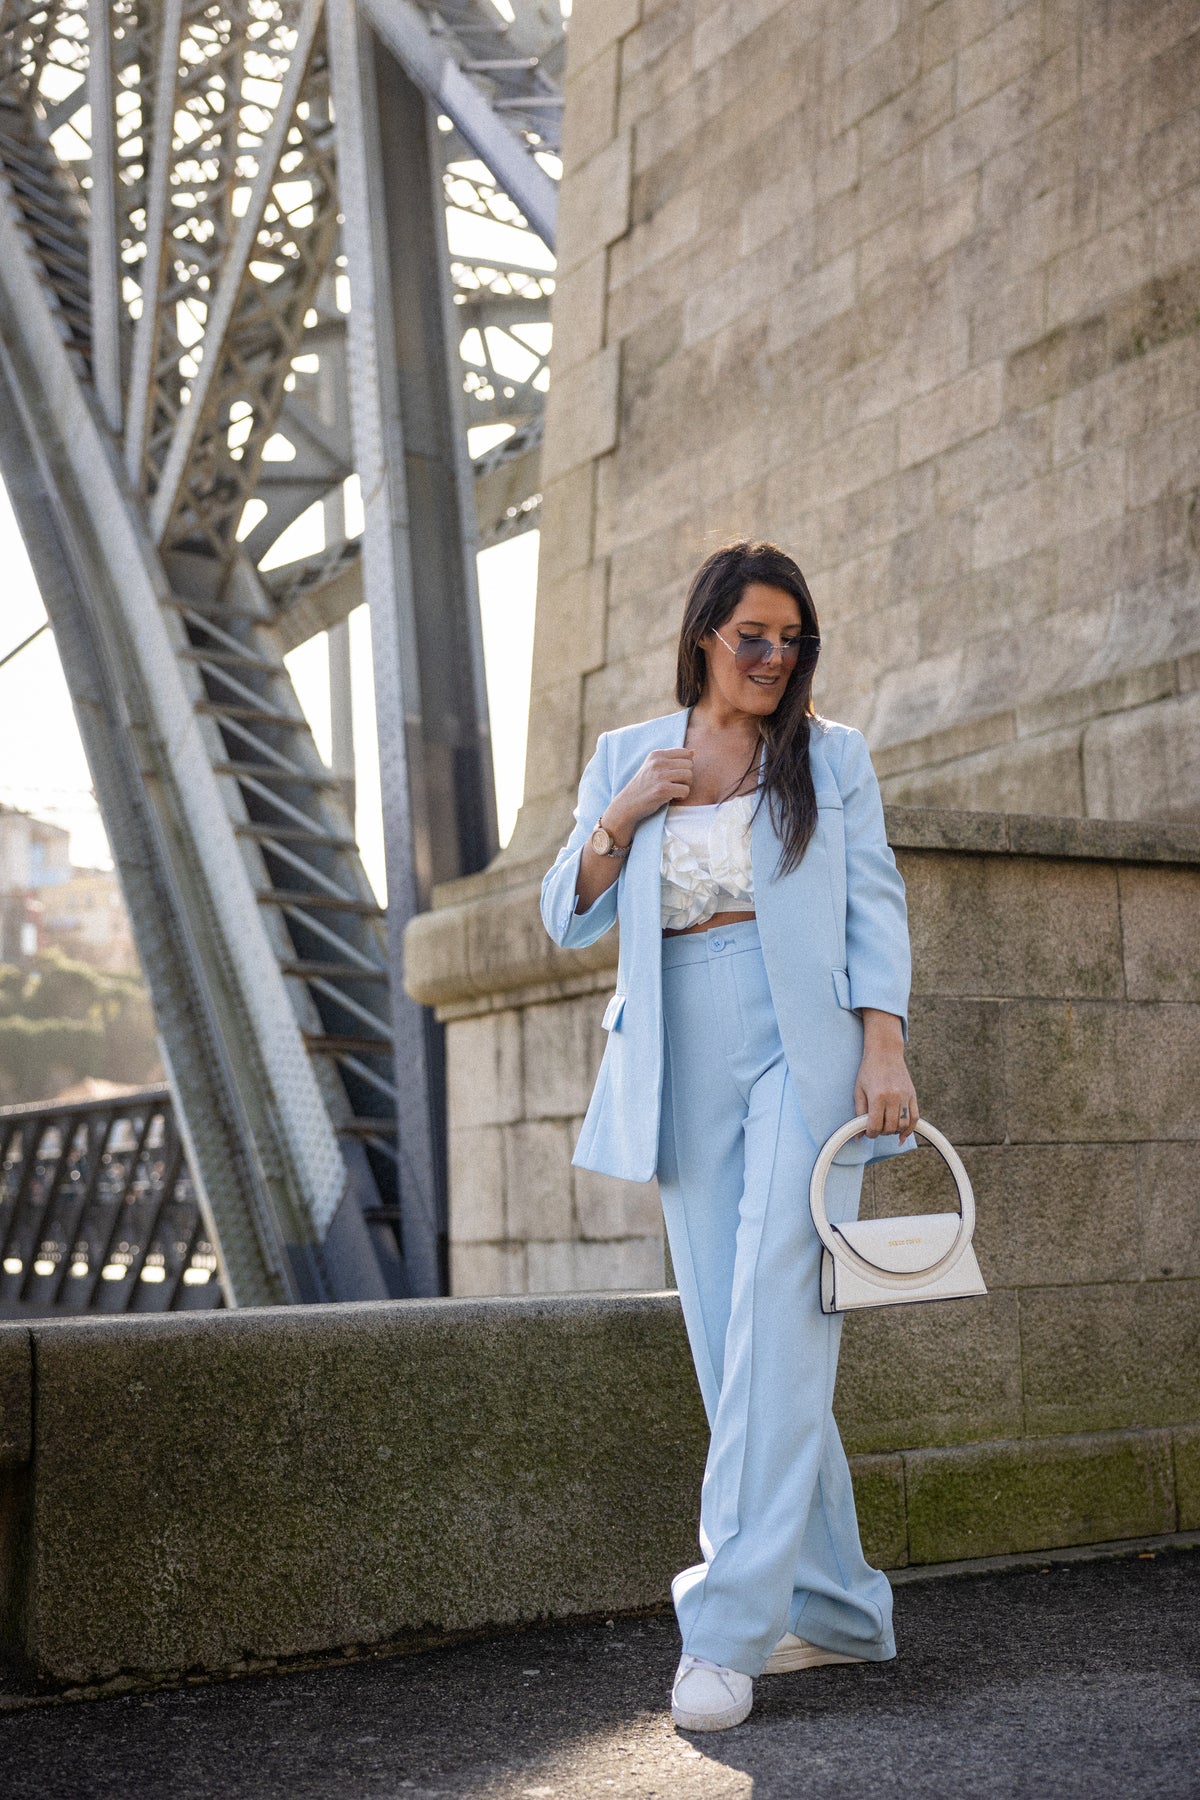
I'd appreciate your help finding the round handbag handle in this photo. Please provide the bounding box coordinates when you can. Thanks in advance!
[808,1116,977,1288]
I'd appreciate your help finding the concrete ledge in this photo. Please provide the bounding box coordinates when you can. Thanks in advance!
[0,1297,1196,1686]
[0,1329,30,1469]
[0,1329,31,1663]
[4,1295,704,1684]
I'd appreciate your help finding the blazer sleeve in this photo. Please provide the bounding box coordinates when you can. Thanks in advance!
[834,726,911,1042]
[540,731,621,949]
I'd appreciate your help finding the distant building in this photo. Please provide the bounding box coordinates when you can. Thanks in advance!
[0,806,72,964]
[39,867,139,975]
[0,891,40,965]
[0,806,71,893]
[0,807,137,973]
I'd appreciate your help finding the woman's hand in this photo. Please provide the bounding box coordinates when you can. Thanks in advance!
[603,748,695,843]
[573,750,696,917]
[854,1008,918,1144]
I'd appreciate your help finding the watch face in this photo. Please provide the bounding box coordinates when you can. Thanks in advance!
[590,825,610,855]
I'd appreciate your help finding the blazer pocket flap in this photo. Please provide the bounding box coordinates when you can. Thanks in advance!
[831,967,853,1009]
[601,992,626,1031]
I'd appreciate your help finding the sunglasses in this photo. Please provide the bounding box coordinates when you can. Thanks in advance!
[712,626,821,671]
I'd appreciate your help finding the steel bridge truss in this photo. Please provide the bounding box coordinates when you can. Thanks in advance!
[0,0,562,1304]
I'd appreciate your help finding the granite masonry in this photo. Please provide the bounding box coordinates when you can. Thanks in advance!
[403,0,1200,1294]
[508,0,1200,868]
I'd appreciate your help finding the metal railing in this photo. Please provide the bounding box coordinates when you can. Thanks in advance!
[0,1087,222,1317]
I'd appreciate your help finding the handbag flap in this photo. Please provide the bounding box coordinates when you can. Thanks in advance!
[833,1212,963,1275]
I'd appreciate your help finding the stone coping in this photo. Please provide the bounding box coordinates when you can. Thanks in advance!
[432,806,1200,910]
[406,807,1200,1012]
[0,1287,665,1358]
[884,806,1200,863]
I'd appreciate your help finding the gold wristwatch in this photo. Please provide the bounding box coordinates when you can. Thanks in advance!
[590,817,631,858]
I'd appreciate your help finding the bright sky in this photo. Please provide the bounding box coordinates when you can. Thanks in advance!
[0,473,539,900]
[0,485,108,864]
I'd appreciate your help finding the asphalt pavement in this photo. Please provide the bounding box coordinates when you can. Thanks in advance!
[1,1540,1198,1799]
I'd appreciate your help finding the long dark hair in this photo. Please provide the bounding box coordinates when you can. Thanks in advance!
[675,540,821,877]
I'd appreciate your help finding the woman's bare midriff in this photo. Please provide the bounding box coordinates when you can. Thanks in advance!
[662,909,756,939]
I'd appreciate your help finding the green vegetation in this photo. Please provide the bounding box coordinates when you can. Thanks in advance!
[0,949,162,1105]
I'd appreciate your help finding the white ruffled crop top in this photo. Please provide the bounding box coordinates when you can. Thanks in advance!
[660,791,756,931]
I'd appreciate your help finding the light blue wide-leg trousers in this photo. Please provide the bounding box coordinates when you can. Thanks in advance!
[657,917,896,1678]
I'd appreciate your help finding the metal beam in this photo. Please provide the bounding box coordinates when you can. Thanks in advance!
[123,0,182,485]
[326,0,439,1295]
[327,0,501,1295]
[85,0,122,433]
[149,0,325,543]
[454,290,552,330]
[360,0,557,249]
[474,435,541,550]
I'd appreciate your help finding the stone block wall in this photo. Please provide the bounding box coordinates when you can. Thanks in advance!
[406,811,1200,1304]
[502,0,1200,879]
[446,1001,666,1297]
[842,814,1200,1557]
[402,811,1200,1573]
[405,0,1200,1295]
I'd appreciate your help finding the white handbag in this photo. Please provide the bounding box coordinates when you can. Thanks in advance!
[809,1115,987,1313]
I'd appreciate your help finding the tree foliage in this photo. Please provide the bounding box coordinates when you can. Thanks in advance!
[0,949,162,1105]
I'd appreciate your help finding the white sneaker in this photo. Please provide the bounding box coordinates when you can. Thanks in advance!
[762,1630,868,1675]
[670,1653,753,1732]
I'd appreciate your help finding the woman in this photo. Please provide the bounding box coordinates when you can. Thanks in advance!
[539,540,919,1733]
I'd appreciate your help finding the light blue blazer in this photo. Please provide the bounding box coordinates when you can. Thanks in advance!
[540,708,915,1184]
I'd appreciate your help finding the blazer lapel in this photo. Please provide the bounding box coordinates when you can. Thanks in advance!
[753,724,843,1012]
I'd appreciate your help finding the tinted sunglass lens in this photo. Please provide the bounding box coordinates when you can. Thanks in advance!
[734,637,819,668]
